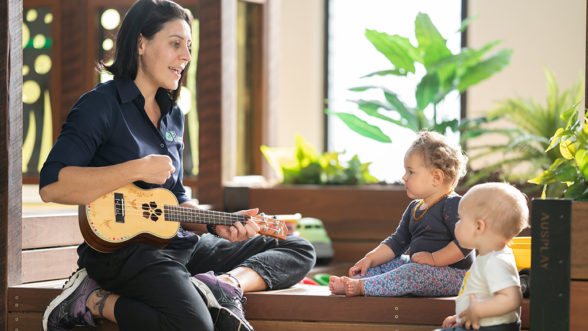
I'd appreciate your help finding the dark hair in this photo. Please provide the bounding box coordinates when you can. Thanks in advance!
[104,0,193,103]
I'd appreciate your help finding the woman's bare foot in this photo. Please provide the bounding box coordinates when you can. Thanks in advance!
[328,276,346,295]
[342,277,364,297]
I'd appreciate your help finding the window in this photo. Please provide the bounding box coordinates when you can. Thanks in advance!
[326,0,462,183]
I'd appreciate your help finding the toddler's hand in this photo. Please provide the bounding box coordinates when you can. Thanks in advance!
[441,315,457,328]
[411,251,435,266]
[349,256,373,277]
[458,294,482,330]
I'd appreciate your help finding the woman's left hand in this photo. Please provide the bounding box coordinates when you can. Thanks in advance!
[411,251,435,266]
[216,208,260,242]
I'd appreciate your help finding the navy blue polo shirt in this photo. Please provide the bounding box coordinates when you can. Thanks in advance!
[40,78,190,205]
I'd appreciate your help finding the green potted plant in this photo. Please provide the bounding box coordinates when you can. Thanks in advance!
[464,69,584,193]
[327,12,512,143]
[528,106,587,199]
[527,106,588,330]
[260,135,378,185]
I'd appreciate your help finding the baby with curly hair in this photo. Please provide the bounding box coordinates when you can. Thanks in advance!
[329,131,474,297]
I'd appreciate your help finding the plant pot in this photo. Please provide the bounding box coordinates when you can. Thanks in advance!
[530,199,588,330]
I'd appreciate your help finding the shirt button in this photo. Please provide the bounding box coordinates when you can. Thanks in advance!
[160,143,165,148]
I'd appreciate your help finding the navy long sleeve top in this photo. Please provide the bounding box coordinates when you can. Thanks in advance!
[40,78,190,205]
[381,193,474,270]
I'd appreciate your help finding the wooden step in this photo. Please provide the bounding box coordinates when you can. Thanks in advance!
[21,212,82,283]
[8,283,531,330]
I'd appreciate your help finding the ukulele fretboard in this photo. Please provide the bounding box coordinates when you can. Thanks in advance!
[163,205,247,226]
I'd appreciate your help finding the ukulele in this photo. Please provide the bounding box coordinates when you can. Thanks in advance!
[79,183,287,253]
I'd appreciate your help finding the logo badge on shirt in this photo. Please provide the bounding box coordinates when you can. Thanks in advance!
[165,131,176,142]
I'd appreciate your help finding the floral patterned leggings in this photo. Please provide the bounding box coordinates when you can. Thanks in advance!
[362,255,467,297]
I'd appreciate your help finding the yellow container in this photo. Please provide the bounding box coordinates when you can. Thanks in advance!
[507,236,531,271]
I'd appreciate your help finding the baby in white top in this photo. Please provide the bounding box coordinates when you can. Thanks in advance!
[437,182,529,331]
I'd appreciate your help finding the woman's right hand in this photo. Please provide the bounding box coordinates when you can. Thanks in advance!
[138,154,175,184]
[349,255,373,277]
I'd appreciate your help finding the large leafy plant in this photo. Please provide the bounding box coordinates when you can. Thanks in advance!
[261,135,378,185]
[328,13,512,143]
[464,70,584,187]
[529,107,588,200]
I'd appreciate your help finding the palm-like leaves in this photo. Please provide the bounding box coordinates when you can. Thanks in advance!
[466,69,584,188]
[529,106,588,200]
[329,12,512,142]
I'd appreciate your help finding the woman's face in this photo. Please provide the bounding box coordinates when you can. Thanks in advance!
[137,18,191,91]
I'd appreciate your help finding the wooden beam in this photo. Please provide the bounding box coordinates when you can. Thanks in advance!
[198,0,238,208]
[0,0,23,329]
[260,0,279,177]
[571,201,588,279]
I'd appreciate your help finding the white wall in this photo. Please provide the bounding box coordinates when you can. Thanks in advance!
[276,0,325,150]
[466,0,586,117]
[465,0,586,170]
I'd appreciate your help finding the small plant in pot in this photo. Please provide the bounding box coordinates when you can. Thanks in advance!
[529,106,588,200]
[261,135,379,185]
[463,69,584,193]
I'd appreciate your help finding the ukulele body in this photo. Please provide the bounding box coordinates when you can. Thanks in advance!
[79,184,180,253]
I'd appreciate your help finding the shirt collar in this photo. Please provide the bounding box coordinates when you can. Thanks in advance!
[115,78,142,104]
[115,78,173,115]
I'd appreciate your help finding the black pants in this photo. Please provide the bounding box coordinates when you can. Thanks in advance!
[78,232,316,331]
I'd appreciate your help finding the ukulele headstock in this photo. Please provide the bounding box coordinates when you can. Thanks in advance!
[252,213,288,240]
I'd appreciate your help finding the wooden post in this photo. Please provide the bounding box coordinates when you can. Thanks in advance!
[197,0,237,209]
[0,0,23,328]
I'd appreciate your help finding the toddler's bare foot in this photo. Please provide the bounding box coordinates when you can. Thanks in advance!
[343,277,364,297]
[328,276,346,295]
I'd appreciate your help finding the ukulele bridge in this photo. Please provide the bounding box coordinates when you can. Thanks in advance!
[114,192,125,223]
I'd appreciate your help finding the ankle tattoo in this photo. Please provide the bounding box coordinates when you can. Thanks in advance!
[93,289,111,318]
[224,273,242,289]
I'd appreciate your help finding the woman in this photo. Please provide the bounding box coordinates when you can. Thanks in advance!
[40,1,315,330]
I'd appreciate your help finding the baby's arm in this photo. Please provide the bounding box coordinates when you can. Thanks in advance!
[441,315,457,328]
[459,286,522,329]
[349,244,395,277]
[411,241,464,266]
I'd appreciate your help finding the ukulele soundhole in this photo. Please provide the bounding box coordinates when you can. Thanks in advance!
[141,202,162,222]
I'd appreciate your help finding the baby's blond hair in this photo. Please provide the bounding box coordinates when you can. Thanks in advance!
[462,182,529,239]
[406,131,468,188]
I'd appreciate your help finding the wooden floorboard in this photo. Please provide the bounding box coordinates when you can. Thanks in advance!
[250,320,439,331]
[8,285,532,330]
[8,312,118,331]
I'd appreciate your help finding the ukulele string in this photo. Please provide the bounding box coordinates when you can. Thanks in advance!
[110,201,279,227]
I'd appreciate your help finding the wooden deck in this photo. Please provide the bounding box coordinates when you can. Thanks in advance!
[8,279,530,331]
[10,197,535,330]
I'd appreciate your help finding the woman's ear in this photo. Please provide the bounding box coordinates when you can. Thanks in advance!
[137,34,145,55]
